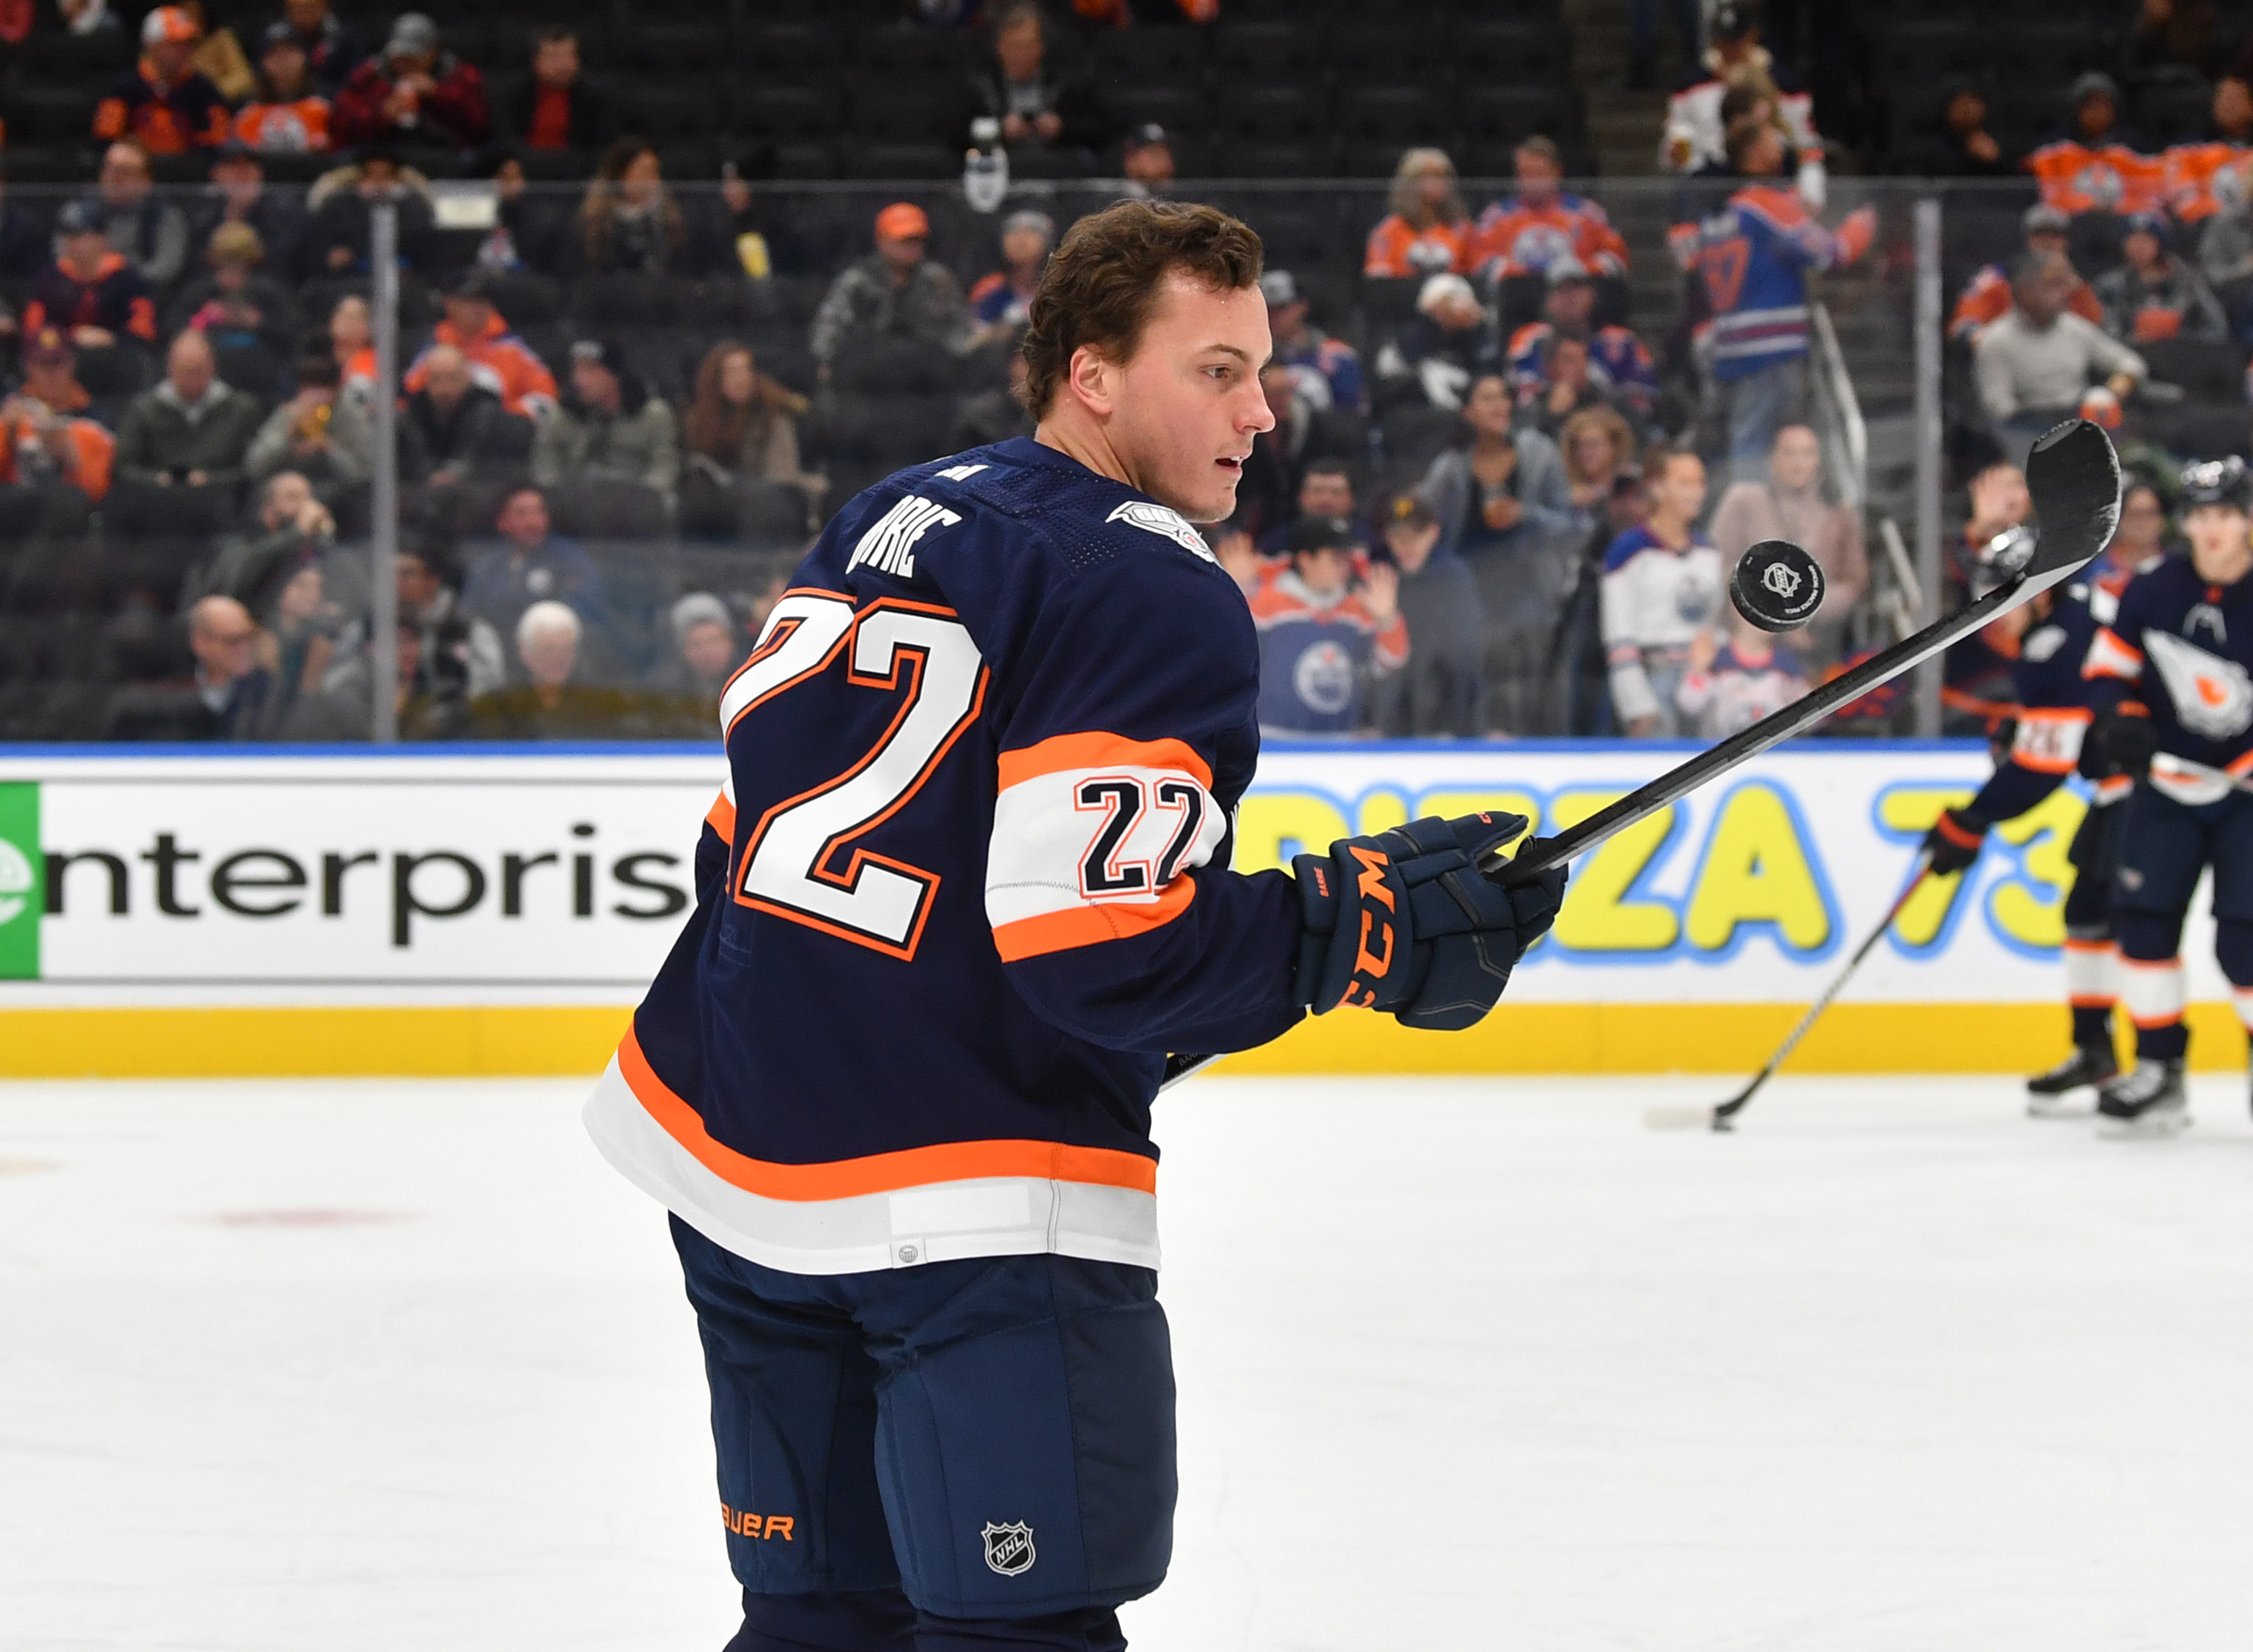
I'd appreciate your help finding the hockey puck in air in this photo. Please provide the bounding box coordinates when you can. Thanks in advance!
[1729,539,1825,633]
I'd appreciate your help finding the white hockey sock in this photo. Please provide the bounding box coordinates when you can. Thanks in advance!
[2064,939,2119,1010]
[2121,956,2187,1030]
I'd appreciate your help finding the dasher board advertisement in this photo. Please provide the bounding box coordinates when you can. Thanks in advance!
[0,742,2186,1006]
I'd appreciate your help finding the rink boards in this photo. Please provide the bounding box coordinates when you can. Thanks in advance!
[0,742,2235,1077]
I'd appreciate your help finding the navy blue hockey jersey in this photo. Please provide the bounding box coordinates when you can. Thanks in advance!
[584,439,1306,1275]
[2087,554,2253,805]
[1968,559,2142,822]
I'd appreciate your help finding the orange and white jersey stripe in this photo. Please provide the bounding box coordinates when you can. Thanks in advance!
[584,1026,1161,1274]
[2009,706,2092,775]
[704,772,736,841]
[2147,748,2253,806]
[985,732,1226,964]
[2084,625,2145,682]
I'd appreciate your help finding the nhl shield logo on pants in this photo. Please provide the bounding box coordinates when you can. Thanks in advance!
[981,1521,1036,1577]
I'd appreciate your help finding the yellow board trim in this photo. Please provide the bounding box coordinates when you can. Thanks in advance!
[0,1007,634,1078]
[0,1002,2241,1079]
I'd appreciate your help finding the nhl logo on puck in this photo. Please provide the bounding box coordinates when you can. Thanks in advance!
[1729,539,1826,633]
[981,1521,1036,1577]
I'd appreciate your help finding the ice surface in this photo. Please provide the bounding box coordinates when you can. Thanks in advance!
[7,1072,2253,1651]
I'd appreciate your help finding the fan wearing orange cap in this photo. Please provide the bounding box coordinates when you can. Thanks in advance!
[808,199,972,377]
[92,6,231,153]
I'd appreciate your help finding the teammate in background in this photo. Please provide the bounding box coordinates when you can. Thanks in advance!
[1601,443,1719,737]
[1920,492,2158,1112]
[583,200,1565,1652]
[1250,513,1408,737]
[2081,458,2253,1135]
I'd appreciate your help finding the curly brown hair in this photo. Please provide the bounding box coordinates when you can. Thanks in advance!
[1020,199,1264,421]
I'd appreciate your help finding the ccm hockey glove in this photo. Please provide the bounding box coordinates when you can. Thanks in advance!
[2090,703,2157,778]
[1292,813,1568,1033]
[1920,807,1990,877]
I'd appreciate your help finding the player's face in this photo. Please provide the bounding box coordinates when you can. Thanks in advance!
[1107,272,1275,524]
[2184,504,2252,582]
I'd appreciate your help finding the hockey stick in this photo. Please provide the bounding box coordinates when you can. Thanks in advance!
[1159,419,2122,1095]
[1643,860,1931,1133]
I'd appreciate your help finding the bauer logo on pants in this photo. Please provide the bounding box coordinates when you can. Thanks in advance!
[981,1520,1036,1577]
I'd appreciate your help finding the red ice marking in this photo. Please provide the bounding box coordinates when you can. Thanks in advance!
[207,1210,416,1228]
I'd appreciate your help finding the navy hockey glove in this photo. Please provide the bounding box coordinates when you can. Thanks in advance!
[1291,813,1568,1033]
[2089,704,2156,778]
[1920,806,1990,877]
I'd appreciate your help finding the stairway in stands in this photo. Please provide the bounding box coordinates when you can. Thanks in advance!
[1565,1,1922,543]
[1563,0,1682,338]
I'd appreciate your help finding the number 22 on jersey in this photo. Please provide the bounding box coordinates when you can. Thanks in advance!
[719,591,988,959]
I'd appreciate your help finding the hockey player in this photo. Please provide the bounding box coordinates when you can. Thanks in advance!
[581,200,1566,1651]
[2081,457,2253,1136]
[1920,507,2153,1113]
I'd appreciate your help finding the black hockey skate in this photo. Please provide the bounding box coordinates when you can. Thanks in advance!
[2096,1059,2189,1138]
[2026,1045,2117,1117]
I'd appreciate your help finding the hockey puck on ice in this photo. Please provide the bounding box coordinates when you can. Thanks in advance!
[1729,539,1825,633]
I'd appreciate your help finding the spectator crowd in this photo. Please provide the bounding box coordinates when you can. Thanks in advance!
[0,0,2241,746]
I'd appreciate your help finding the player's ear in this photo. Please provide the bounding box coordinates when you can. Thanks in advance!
[1066,344,1113,417]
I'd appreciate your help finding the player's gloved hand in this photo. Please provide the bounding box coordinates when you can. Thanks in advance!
[1920,807,1990,877]
[1291,813,1568,1032]
[2090,704,2157,778]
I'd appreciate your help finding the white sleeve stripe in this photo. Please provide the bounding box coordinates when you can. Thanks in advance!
[985,763,1225,929]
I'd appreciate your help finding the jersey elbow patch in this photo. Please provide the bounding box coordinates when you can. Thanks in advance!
[987,734,1225,963]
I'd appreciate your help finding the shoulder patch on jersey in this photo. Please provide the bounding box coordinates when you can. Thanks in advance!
[2021,624,2069,664]
[1106,500,1217,563]
[2145,627,2253,740]
[937,463,989,482]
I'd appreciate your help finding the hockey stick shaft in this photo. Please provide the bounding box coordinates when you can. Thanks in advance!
[1162,578,2033,1094]
[1487,578,2029,888]
[1159,422,2118,1094]
[1707,863,1930,1125]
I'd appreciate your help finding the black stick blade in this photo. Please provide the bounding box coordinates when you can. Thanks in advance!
[1730,539,1826,632]
[2025,418,2124,578]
